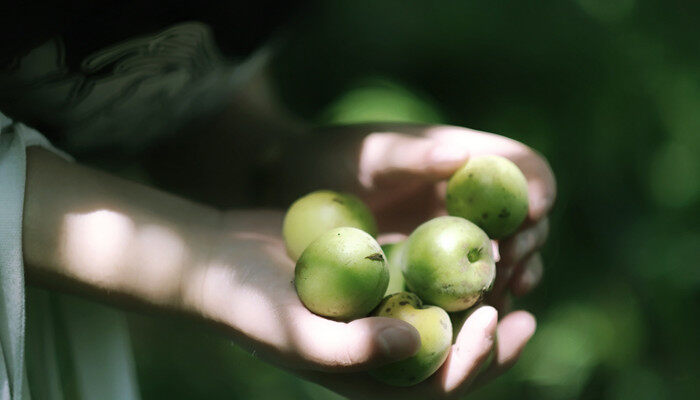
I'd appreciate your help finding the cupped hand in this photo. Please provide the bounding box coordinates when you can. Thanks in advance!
[290,123,556,310]
[184,210,535,399]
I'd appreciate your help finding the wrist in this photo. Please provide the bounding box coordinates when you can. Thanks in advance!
[178,210,289,342]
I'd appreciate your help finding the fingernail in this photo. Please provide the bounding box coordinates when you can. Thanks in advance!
[378,326,419,359]
[430,144,469,165]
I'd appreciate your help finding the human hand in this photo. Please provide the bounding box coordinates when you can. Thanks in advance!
[183,210,535,399]
[282,123,555,312]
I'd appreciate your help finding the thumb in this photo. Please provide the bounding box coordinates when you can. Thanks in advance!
[359,133,469,188]
[293,314,421,372]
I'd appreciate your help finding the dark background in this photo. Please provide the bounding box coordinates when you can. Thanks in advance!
[127,1,700,399]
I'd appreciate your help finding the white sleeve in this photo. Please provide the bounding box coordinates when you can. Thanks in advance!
[0,112,140,400]
[0,111,65,400]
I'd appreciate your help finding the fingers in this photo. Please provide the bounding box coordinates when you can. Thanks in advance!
[510,252,544,297]
[296,306,513,400]
[377,232,408,245]
[347,123,555,219]
[435,306,498,395]
[486,218,547,308]
[499,217,549,265]
[358,132,469,188]
[291,313,421,372]
[523,155,556,221]
[422,125,556,219]
[469,311,536,392]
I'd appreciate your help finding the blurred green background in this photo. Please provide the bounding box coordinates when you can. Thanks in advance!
[127,1,700,399]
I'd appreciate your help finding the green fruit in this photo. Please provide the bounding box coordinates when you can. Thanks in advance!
[446,155,529,239]
[318,77,445,125]
[369,292,452,386]
[403,216,496,312]
[294,227,389,320]
[382,241,407,296]
[283,190,378,260]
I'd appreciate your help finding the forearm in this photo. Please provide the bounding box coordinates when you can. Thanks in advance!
[22,147,222,313]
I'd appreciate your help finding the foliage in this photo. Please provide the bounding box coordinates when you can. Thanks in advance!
[130,1,700,398]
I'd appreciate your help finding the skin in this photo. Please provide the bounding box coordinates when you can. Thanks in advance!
[22,119,555,399]
[283,190,378,260]
[446,155,529,239]
[295,227,388,320]
[403,216,496,312]
[370,292,452,386]
[381,241,407,296]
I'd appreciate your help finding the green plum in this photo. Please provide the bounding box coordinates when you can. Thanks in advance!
[403,216,496,312]
[446,155,529,239]
[370,292,452,386]
[283,190,378,260]
[381,241,407,296]
[294,227,388,320]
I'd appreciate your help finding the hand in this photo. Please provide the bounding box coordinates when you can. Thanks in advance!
[283,123,556,311]
[183,210,536,399]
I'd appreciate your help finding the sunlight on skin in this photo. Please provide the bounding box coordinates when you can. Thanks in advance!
[131,224,188,299]
[63,210,135,284]
[186,229,292,351]
[194,227,367,367]
[439,306,498,393]
[185,261,287,346]
[358,132,436,188]
[62,210,189,303]
[285,306,357,366]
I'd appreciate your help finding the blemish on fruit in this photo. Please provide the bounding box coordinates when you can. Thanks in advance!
[498,208,510,218]
[399,301,409,306]
[365,253,385,262]
[332,197,344,204]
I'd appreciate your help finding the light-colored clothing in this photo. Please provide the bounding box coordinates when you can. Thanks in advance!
[0,112,140,400]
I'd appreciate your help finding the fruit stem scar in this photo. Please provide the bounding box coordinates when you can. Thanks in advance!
[467,247,482,263]
[365,252,385,262]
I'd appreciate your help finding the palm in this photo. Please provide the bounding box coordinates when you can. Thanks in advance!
[366,179,446,234]
[192,210,536,399]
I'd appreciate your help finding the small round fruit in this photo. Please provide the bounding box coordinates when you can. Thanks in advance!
[403,216,496,312]
[369,292,452,386]
[294,227,389,320]
[382,241,407,296]
[283,190,378,260]
[446,155,529,239]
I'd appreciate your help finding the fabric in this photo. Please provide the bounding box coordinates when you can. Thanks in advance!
[0,15,276,399]
[0,112,140,400]
[0,20,277,155]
